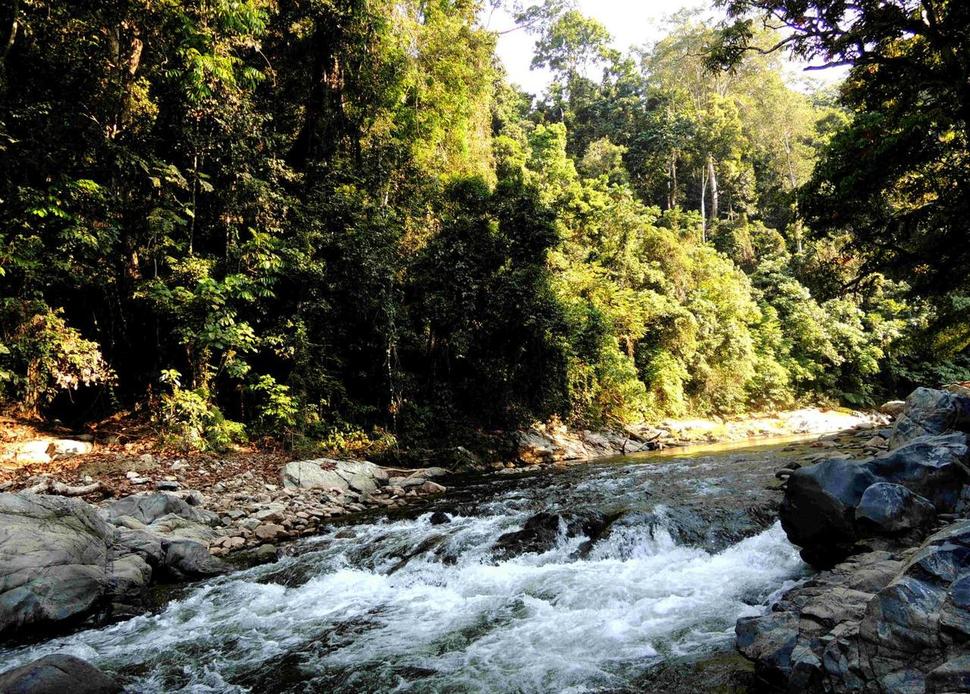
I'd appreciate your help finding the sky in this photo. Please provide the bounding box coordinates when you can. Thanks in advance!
[481,0,845,95]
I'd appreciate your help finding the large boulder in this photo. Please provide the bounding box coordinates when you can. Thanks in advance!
[0,654,120,694]
[0,492,223,638]
[780,434,969,566]
[890,387,970,448]
[0,493,113,634]
[780,458,878,565]
[281,458,388,495]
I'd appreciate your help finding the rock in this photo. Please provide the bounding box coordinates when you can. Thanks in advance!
[927,655,970,694]
[101,492,220,528]
[253,544,278,563]
[281,458,388,495]
[254,523,284,541]
[0,654,121,693]
[780,434,969,566]
[253,505,285,523]
[0,493,113,635]
[138,453,155,465]
[855,483,936,534]
[890,387,970,448]
[780,458,878,565]
[418,480,446,494]
[736,611,799,687]
[863,435,887,449]
[48,439,93,457]
[493,512,563,558]
[880,400,907,417]
[161,539,225,579]
[155,480,180,491]
[429,511,451,525]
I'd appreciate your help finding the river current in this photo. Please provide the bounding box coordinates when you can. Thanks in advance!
[0,441,812,692]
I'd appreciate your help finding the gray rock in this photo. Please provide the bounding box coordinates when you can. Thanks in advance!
[281,459,388,495]
[101,492,219,528]
[856,483,936,534]
[161,539,224,579]
[0,654,121,693]
[890,387,970,448]
[736,611,799,686]
[927,654,970,694]
[780,434,969,566]
[0,493,112,635]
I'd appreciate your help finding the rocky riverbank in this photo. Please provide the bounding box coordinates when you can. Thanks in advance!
[736,386,970,692]
[513,407,887,466]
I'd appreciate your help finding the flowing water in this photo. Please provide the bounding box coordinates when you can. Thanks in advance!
[0,440,813,693]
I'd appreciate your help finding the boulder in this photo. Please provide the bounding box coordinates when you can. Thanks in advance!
[855,483,936,534]
[779,434,969,566]
[0,654,120,694]
[0,492,223,638]
[780,458,878,565]
[282,458,388,495]
[0,493,112,634]
[890,387,970,448]
[868,433,969,511]
[100,492,219,528]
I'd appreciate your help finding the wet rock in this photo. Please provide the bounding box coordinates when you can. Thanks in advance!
[161,539,225,579]
[736,611,799,687]
[0,654,121,694]
[890,387,970,449]
[855,483,936,534]
[493,512,563,559]
[429,511,451,525]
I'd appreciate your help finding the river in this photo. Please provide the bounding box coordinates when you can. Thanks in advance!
[0,440,813,692]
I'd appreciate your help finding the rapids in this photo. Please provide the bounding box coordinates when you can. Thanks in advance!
[0,441,812,692]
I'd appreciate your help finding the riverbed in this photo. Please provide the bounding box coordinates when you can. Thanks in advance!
[0,441,814,692]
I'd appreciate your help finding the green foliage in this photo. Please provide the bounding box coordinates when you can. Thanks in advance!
[1,0,957,450]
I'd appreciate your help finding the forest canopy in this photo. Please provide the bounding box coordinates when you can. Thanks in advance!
[1,0,967,452]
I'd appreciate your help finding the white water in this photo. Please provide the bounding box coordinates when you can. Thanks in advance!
[0,449,808,693]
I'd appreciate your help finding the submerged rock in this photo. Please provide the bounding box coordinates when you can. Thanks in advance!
[0,654,120,693]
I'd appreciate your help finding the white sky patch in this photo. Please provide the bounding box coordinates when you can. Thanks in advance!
[480,0,847,96]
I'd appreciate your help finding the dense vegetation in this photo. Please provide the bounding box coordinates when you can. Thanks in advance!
[1,0,966,452]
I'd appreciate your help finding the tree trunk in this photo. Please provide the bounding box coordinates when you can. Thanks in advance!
[699,164,707,242]
[707,153,718,222]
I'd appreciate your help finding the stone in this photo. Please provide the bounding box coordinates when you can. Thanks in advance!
[101,492,220,528]
[429,511,451,525]
[49,439,94,457]
[0,493,113,635]
[736,611,799,686]
[161,539,224,579]
[890,387,970,448]
[927,655,970,694]
[855,483,936,534]
[0,654,121,694]
[880,400,907,417]
[419,481,446,494]
[253,544,278,563]
[254,523,284,541]
[780,458,878,565]
[155,480,180,491]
